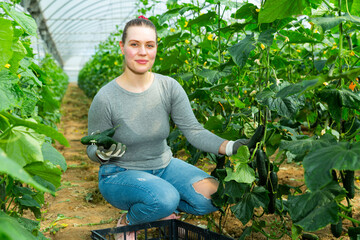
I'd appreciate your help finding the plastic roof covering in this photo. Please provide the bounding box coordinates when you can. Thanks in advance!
[27,0,169,82]
[16,0,260,82]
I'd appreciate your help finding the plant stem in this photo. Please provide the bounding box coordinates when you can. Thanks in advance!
[338,0,343,86]
[339,212,360,225]
[218,2,221,64]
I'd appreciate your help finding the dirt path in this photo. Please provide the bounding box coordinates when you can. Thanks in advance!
[37,83,359,240]
[40,83,119,239]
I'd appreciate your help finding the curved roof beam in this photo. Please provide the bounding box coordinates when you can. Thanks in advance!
[51,6,136,42]
[48,1,106,29]
[21,0,63,67]
[53,19,124,42]
[51,3,135,36]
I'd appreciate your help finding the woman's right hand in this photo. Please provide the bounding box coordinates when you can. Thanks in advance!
[95,143,126,161]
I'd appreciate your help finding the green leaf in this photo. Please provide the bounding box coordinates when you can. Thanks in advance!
[232,3,258,20]
[197,67,232,84]
[0,125,44,167]
[0,212,37,240]
[228,33,256,69]
[279,30,321,44]
[258,0,306,24]
[233,97,246,109]
[276,76,325,98]
[188,11,217,27]
[0,18,14,68]
[287,182,345,232]
[16,194,41,208]
[314,60,327,72]
[0,70,19,111]
[0,149,53,194]
[1,112,69,147]
[225,164,255,184]
[158,7,181,24]
[280,134,337,156]
[317,88,360,122]
[256,88,303,119]
[42,142,67,172]
[8,40,27,73]
[18,58,42,87]
[24,161,62,188]
[309,16,344,31]
[231,187,269,225]
[204,115,224,132]
[303,141,360,191]
[258,29,276,47]
[0,2,37,36]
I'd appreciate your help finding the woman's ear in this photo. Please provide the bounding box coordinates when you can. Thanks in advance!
[119,41,124,54]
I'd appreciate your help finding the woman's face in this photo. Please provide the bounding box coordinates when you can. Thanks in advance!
[120,26,157,75]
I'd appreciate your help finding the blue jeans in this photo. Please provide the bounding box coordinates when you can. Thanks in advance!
[98,158,219,225]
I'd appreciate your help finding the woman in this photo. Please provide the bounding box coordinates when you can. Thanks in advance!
[86,16,248,240]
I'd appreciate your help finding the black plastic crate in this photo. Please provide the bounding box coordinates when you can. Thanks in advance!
[91,219,234,240]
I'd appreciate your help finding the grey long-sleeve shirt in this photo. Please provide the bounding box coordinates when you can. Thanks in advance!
[87,73,225,170]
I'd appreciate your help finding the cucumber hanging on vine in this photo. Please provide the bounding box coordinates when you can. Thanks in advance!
[256,149,269,186]
[341,170,355,199]
[330,218,343,238]
[267,171,278,214]
[246,125,265,150]
[81,126,119,149]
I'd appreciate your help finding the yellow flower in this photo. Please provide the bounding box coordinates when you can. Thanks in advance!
[256,8,260,12]
[185,60,189,64]
[170,28,175,33]
[187,51,191,54]
[18,74,21,78]
[185,39,190,44]
[284,37,289,43]
[159,57,163,61]
[61,223,68,227]
[4,64,10,68]
[203,61,207,66]
[184,21,188,28]
[331,45,337,50]
[157,37,161,42]
[244,90,247,94]
[114,61,118,65]
[314,29,318,33]
[273,49,278,52]
[296,49,301,53]
[207,34,214,41]
[350,51,355,56]
[323,82,328,86]
[323,50,327,54]
[260,43,265,50]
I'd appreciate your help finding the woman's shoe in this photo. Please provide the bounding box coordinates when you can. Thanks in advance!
[114,213,135,240]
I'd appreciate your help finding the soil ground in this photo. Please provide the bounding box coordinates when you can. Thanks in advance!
[36,83,360,239]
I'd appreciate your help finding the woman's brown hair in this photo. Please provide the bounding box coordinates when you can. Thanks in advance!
[122,18,158,43]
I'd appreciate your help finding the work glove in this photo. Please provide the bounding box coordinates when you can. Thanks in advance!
[226,125,265,156]
[95,143,126,161]
[226,139,249,156]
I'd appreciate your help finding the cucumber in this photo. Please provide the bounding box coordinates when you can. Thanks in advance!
[267,171,278,214]
[348,226,360,240]
[330,218,342,238]
[246,125,265,150]
[81,126,118,149]
[341,170,355,199]
[256,149,268,186]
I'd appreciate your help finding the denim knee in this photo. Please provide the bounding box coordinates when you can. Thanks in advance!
[157,190,180,214]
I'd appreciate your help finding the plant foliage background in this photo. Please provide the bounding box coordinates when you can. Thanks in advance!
[0,1,69,239]
[79,0,360,238]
